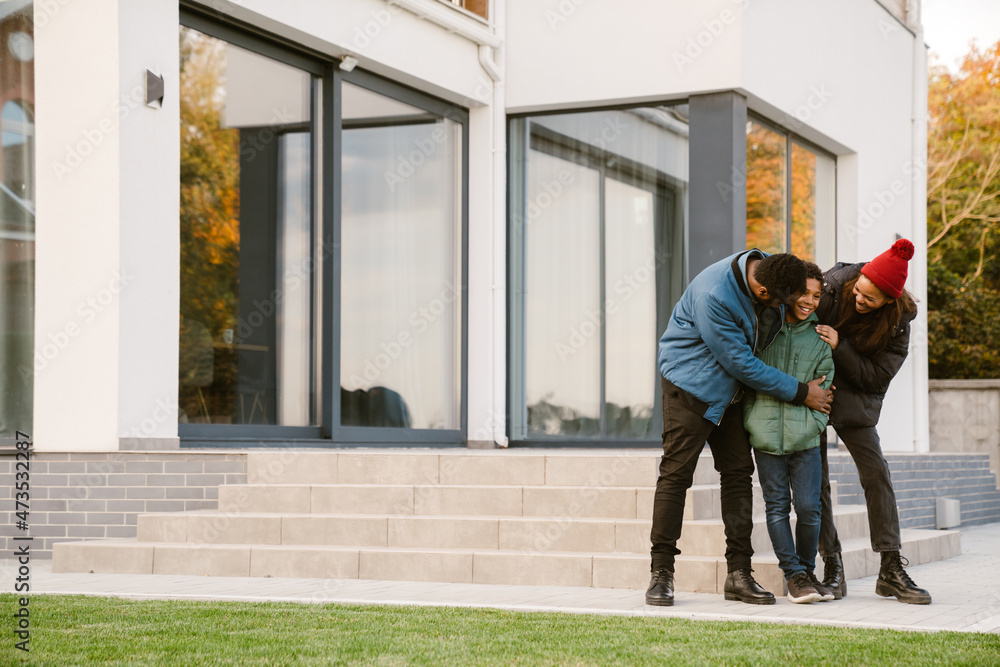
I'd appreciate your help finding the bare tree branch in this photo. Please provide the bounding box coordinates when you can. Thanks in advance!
[928,148,1000,247]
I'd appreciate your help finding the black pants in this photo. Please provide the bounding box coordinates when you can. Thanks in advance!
[650,377,755,573]
[819,426,902,555]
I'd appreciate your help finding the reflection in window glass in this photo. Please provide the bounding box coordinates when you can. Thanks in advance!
[178,26,316,426]
[791,142,836,268]
[0,3,34,438]
[340,82,462,430]
[510,106,687,440]
[746,120,787,254]
[791,143,817,259]
[278,132,313,426]
[524,150,601,436]
[604,177,658,438]
[2,101,33,204]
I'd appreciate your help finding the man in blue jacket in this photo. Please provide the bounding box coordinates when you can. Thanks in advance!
[645,250,834,606]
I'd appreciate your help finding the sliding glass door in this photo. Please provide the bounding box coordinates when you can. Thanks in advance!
[338,79,465,435]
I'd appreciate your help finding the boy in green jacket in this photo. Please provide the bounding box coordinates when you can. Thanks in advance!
[744,262,835,604]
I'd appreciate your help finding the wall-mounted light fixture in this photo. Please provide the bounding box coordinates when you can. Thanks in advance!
[145,70,164,108]
[339,55,359,72]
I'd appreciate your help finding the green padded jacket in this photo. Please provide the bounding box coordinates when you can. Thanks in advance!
[743,311,835,455]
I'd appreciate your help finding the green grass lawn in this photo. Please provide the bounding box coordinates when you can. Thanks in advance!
[2,594,998,665]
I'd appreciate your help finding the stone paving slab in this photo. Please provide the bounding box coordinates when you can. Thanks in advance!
[2,523,999,634]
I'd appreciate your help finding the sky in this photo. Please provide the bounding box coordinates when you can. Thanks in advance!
[922,0,1000,71]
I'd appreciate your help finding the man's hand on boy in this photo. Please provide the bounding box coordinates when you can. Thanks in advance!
[804,376,834,414]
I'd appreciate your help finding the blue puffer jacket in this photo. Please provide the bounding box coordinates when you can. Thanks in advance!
[658,250,809,425]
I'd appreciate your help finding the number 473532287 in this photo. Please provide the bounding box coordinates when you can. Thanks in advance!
[14,431,31,528]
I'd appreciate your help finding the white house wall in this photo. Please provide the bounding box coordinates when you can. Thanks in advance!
[116,0,182,450]
[505,0,744,113]
[34,0,124,452]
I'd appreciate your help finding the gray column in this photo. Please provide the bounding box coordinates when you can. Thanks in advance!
[688,92,748,280]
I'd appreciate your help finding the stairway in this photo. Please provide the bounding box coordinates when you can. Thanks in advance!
[53,449,961,594]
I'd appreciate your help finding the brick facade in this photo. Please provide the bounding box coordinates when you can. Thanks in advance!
[0,452,246,557]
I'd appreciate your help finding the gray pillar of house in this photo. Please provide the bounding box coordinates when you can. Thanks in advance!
[687,92,748,280]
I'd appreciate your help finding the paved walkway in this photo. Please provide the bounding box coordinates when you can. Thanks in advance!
[4,523,999,634]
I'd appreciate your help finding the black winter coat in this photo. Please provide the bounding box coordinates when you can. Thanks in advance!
[816,263,917,428]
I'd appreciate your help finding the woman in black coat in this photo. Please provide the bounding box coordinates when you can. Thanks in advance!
[813,239,931,605]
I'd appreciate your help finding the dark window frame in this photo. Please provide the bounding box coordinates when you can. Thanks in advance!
[178,9,470,447]
[331,68,470,446]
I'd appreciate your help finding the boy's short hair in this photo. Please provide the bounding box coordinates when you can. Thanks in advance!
[803,261,824,283]
[755,253,807,301]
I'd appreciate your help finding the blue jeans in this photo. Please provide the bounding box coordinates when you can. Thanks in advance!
[754,447,822,580]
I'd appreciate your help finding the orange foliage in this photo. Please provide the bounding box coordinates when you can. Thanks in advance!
[746,121,786,254]
[179,27,240,335]
[746,121,821,262]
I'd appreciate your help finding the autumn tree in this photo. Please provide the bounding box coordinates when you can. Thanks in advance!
[927,41,1000,378]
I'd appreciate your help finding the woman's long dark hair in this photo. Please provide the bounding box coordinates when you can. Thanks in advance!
[835,275,917,355]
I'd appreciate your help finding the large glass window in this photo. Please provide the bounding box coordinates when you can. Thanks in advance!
[509,106,687,441]
[1,2,34,440]
[339,81,463,430]
[178,15,468,442]
[746,118,836,268]
[178,25,319,427]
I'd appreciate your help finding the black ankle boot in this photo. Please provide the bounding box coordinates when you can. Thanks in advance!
[876,551,932,605]
[821,552,847,600]
[645,569,674,606]
[723,569,775,605]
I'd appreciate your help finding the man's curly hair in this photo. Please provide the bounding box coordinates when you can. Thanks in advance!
[754,253,807,302]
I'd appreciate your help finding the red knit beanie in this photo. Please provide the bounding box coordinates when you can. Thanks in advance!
[861,238,914,299]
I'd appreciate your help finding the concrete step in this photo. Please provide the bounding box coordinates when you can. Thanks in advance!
[52,527,960,594]
[135,502,869,557]
[219,483,647,519]
[677,504,869,556]
[245,450,723,487]
[218,479,840,523]
[137,512,646,553]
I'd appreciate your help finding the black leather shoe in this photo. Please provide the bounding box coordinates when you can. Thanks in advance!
[876,552,932,605]
[821,552,847,600]
[724,569,775,605]
[645,569,675,606]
